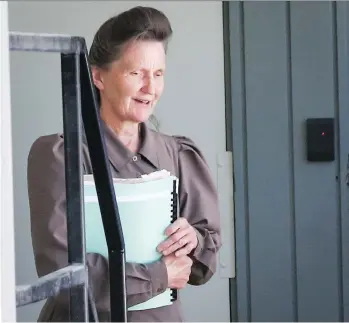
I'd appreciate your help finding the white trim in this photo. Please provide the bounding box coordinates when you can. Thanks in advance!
[0,1,16,321]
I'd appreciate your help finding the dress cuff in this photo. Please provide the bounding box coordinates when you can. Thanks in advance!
[149,259,168,296]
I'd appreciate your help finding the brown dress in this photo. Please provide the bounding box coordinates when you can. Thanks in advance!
[27,121,221,322]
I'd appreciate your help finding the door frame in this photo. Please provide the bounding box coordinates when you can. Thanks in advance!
[336,2,349,321]
[222,1,239,321]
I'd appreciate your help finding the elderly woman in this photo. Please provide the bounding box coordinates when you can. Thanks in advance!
[27,6,221,322]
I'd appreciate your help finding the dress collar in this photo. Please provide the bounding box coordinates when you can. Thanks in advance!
[100,119,160,172]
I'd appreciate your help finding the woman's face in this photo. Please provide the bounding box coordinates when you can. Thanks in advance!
[92,40,166,124]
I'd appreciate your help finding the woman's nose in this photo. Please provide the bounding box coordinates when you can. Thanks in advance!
[142,78,155,94]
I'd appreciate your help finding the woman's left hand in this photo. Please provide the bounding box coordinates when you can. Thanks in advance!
[157,218,198,257]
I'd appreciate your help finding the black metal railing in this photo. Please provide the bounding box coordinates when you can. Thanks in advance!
[9,32,127,323]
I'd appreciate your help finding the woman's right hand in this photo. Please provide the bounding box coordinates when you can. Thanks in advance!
[163,254,193,289]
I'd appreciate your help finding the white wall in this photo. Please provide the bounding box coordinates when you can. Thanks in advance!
[0,1,16,321]
[8,1,228,321]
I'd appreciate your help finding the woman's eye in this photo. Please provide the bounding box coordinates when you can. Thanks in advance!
[131,71,140,76]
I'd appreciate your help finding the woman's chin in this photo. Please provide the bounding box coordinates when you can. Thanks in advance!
[131,110,153,123]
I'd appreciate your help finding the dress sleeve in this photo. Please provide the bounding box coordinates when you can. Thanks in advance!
[27,134,168,312]
[173,136,222,285]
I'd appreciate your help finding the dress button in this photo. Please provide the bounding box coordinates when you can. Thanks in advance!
[132,156,138,162]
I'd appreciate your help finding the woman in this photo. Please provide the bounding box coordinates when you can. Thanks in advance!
[27,6,221,322]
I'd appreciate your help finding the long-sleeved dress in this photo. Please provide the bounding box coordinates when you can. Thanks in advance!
[27,121,221,322]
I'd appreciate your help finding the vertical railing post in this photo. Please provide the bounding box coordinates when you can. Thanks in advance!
[79,48,127,323]
[61,51,88,322]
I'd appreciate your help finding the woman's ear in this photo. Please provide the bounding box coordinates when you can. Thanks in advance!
[91,66,104,91]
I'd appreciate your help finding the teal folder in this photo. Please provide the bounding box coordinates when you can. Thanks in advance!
[83,170,179,311]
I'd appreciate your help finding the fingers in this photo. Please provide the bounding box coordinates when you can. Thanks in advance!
[158,229,197,257]
[158,227,191,255]
[174,241,196,257]
[166,256,193,289]
[171,232,197,257]
[165,218,189,237]
[170,278,189,290]
[158,218,198,257]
